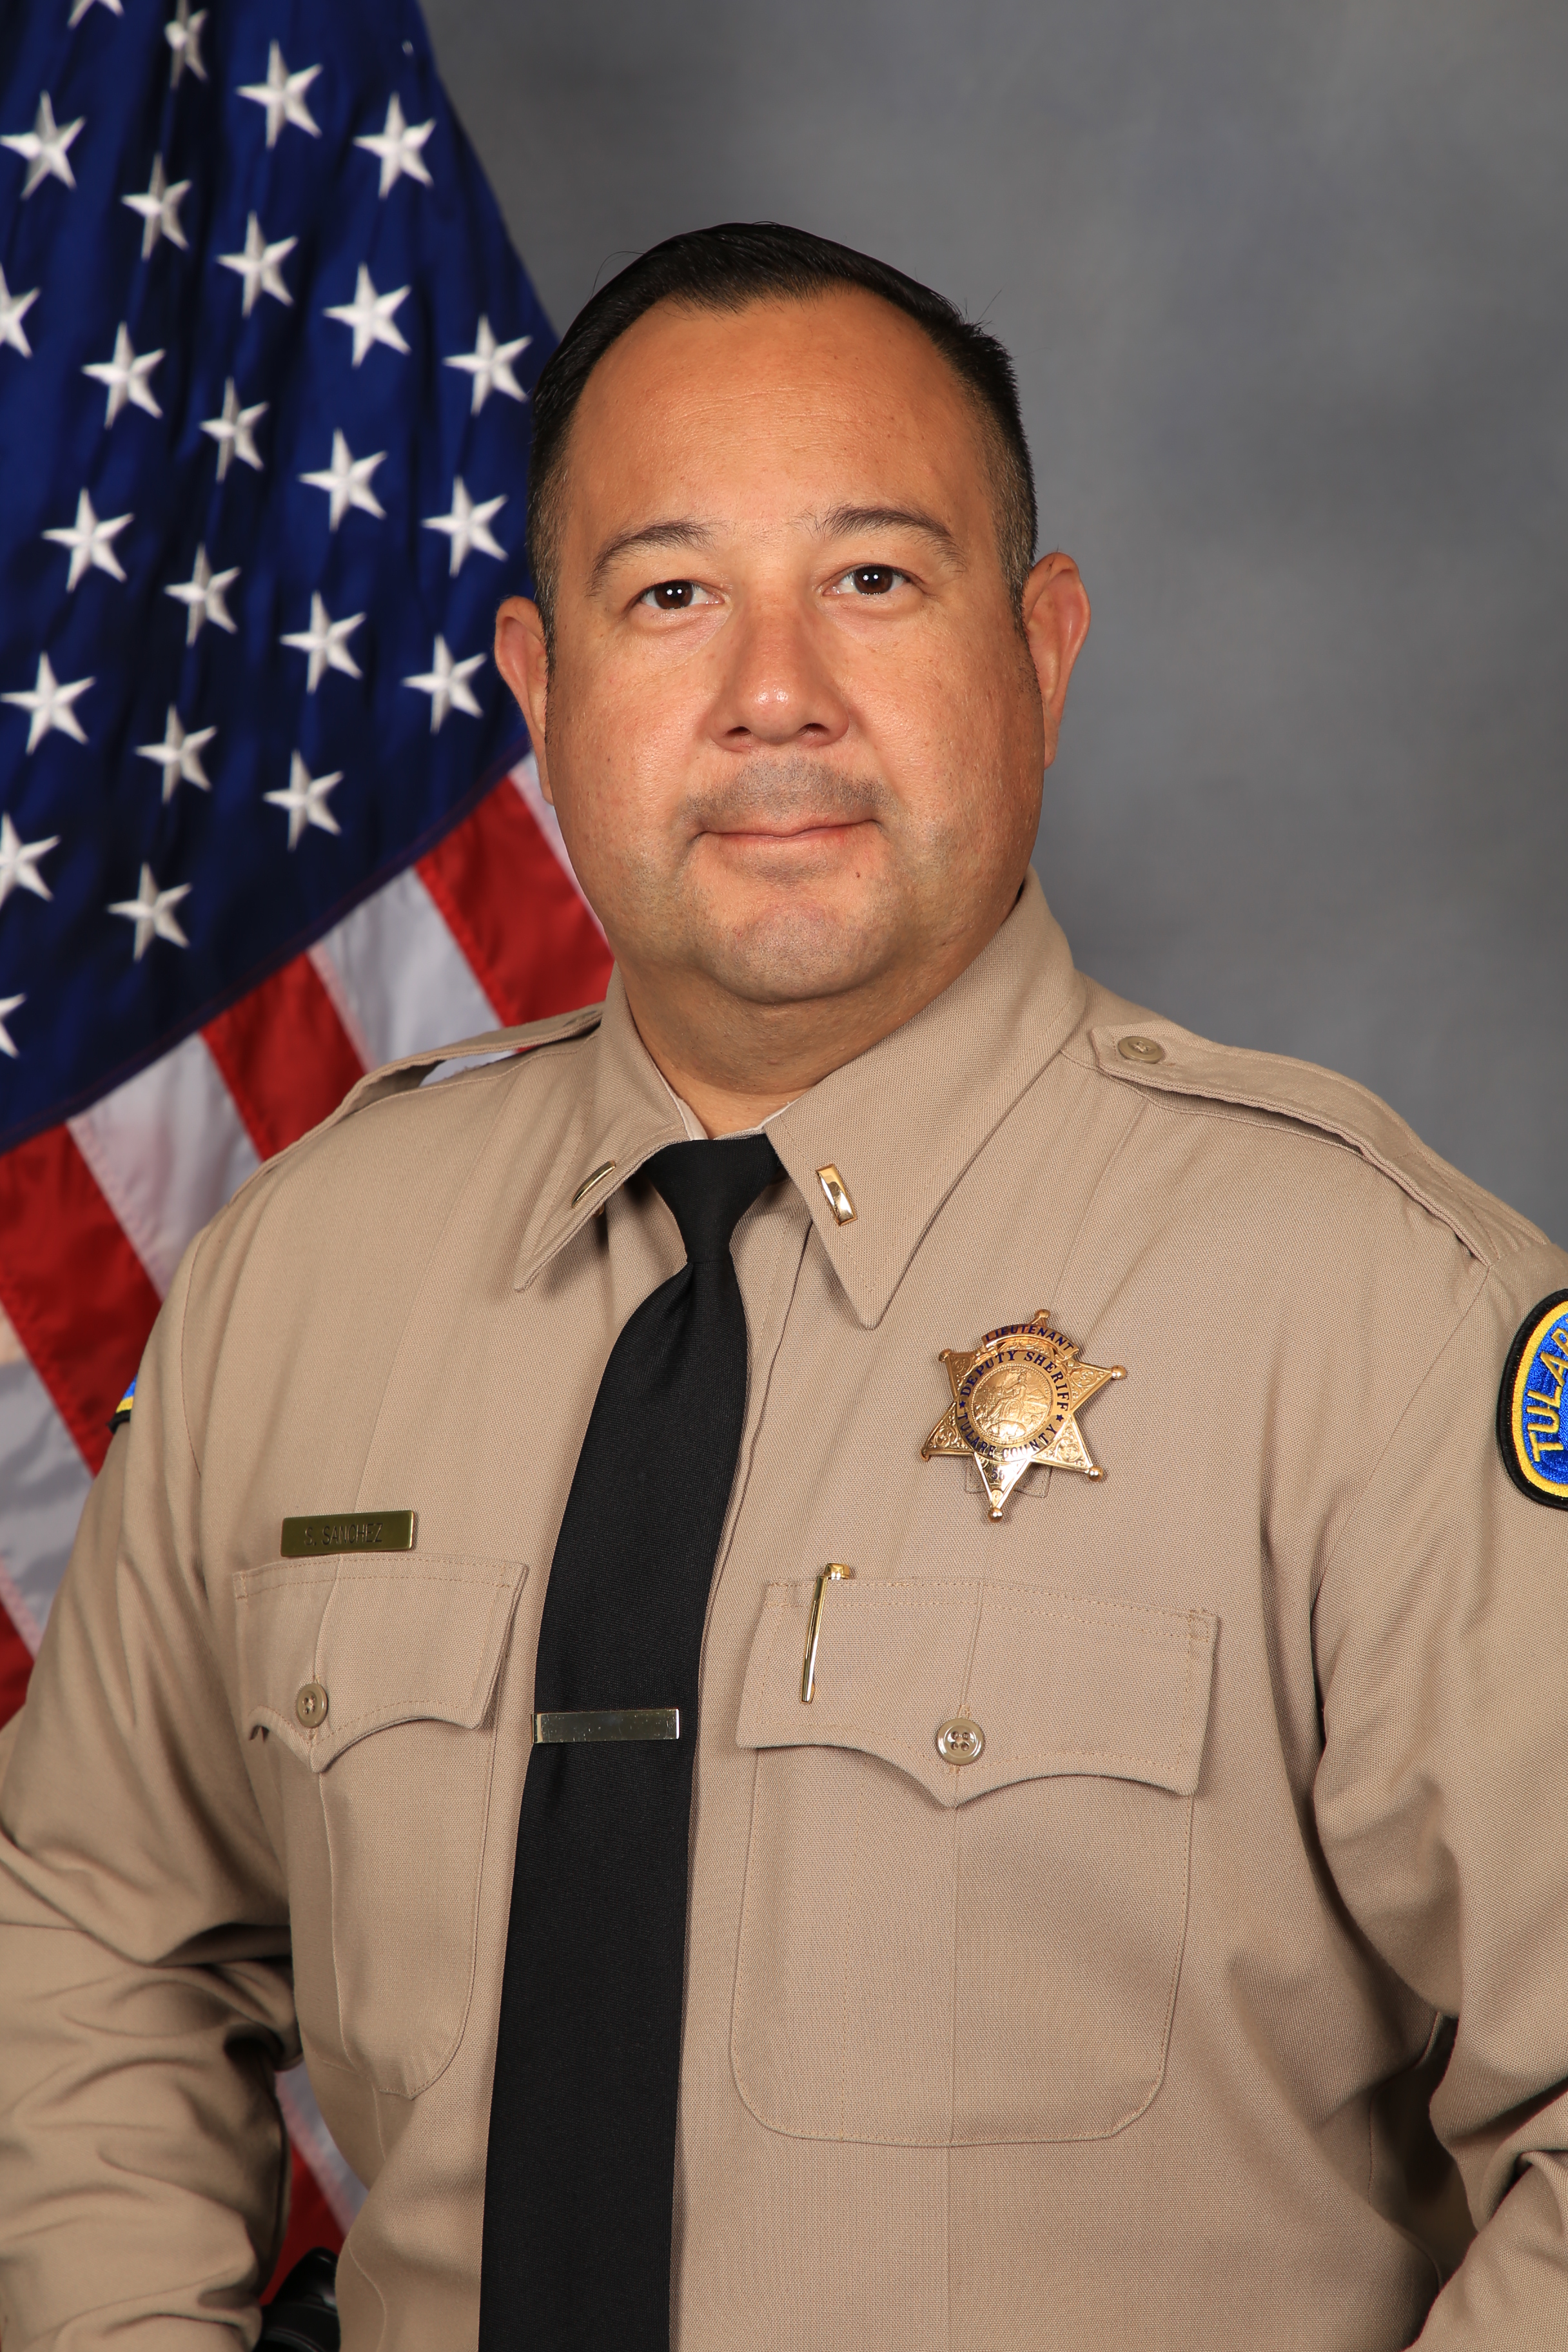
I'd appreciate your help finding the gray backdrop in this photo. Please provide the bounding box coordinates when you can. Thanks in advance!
[425,0,1568,1240]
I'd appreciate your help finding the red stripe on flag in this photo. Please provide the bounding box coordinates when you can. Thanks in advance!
[0,1603,32,1728]
[0,1125,162,1474]
[203,953,366,1162]
[262,2142,346,2302]
[418,781,611,1026]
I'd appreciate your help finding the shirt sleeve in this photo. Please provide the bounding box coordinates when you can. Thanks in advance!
[1313,1240,1568,2344]
[0,1241,298,2349]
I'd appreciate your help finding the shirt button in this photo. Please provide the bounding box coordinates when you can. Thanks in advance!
[936,1716,985,1763]
[295,1681,329,1729]
[1117,1034,1165,1064]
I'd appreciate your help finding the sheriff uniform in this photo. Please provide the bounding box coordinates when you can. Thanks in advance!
[2,875,1566,2349]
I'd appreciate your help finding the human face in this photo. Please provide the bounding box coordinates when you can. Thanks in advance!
[496,289,1088,1085]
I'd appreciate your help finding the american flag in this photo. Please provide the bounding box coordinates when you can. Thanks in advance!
[0,0,611,2281]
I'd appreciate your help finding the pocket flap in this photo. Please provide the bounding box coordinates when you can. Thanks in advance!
[736,1578,1217,1807]
[234,1552,529,1772]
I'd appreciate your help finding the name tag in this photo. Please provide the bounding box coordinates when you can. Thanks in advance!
[280,1509,416,1558]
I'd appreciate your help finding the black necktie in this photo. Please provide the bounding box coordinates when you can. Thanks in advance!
[478,1133,786,2351]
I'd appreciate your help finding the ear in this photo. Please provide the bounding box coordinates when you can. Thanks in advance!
[1020,553,1091,765]
[494,597,554,803]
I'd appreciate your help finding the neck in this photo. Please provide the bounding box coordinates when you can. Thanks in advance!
[618,928,1007,1138]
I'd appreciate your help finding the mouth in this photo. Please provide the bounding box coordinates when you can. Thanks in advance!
[701,817,876,847]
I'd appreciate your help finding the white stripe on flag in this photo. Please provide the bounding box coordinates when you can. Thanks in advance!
[0,1355,93,1654]
[317,864,500,1062]
[277,2062,368,2234]
[68,1031,260,1298]
[307,940,373,1070]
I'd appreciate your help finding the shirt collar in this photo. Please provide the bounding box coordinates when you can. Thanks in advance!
[654,1064,787,1143]
[511,964,687,1290]
[513,872,1084,1325]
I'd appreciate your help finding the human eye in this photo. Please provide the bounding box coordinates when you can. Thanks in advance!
[826,565,908,598]
[638,580,718,611]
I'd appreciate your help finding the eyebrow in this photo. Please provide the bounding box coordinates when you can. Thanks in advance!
[812,503,961,558]
[589,517,714,593]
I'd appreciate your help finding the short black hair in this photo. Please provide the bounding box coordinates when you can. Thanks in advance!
[525,221,1037,645]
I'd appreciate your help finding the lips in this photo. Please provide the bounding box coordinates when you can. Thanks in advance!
[703,815,874,843]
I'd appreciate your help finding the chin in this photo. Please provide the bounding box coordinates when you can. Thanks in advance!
[697,896,901,1007]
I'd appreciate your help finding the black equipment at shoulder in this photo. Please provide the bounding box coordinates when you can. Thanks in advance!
[257,2248,340,2351]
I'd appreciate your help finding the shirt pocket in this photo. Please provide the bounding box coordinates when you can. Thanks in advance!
[731,1575,1217,2147]
[234,1551,528,2097]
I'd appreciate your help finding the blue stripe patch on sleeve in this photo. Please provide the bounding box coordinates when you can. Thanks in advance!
[1498,1291,1568,1509]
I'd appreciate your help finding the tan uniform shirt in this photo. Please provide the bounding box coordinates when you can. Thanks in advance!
[3,877,1567,2351]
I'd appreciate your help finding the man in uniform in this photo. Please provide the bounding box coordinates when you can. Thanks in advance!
[2,222,1567,2351]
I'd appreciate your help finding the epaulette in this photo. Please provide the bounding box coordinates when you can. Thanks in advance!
[319,1000,604,1134]
[1072,1012,1542,1269]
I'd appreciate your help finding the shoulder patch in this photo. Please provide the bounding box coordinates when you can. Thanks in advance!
[1497,1291,1568,1509]
[108,1376,135,1434]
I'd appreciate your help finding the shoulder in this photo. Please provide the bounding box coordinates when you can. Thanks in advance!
[164,998,607,1453]
[1061,975,1550,1275]
[318,998,604,1132]
[190,999,605,1271]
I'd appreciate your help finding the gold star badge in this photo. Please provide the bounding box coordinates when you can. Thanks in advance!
[922,1309,1125,1520]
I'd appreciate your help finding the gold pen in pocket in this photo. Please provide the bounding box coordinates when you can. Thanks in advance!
[801,1563,854,1703]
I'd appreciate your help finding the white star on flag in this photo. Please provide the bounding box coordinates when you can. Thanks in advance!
[83,322,164,426]
[165,545,239,643]
[2,92,85,198]
[2,654,93,752]
[266,752,344,848]
[43,489,132,590]
[164,0,208,89]
[282,594,365,692]
[135,706,215,800]
[325,266,411,366]
[0,812,59,906]
[0,266,39,357]
[69,0,122,22]
[423,478,505,575]
[108,863,191,958]
[238,43,322,147]
[0,995,23,1059]
[355,94,434,195]
[300,431,386,529]
[444,316,530,413]
[218,212,297,316]
[122,153,190,257]
[402,636,484,731]
[200,379,266,480]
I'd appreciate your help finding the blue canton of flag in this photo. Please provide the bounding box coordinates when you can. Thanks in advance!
[0,0,554,1152]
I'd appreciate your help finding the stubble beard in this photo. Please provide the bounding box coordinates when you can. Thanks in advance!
[631,756,947,1010]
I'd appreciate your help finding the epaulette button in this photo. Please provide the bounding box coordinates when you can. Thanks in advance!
[1117,1035,1166,1065]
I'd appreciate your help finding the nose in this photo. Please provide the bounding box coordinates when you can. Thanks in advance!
[708,590,850,752]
